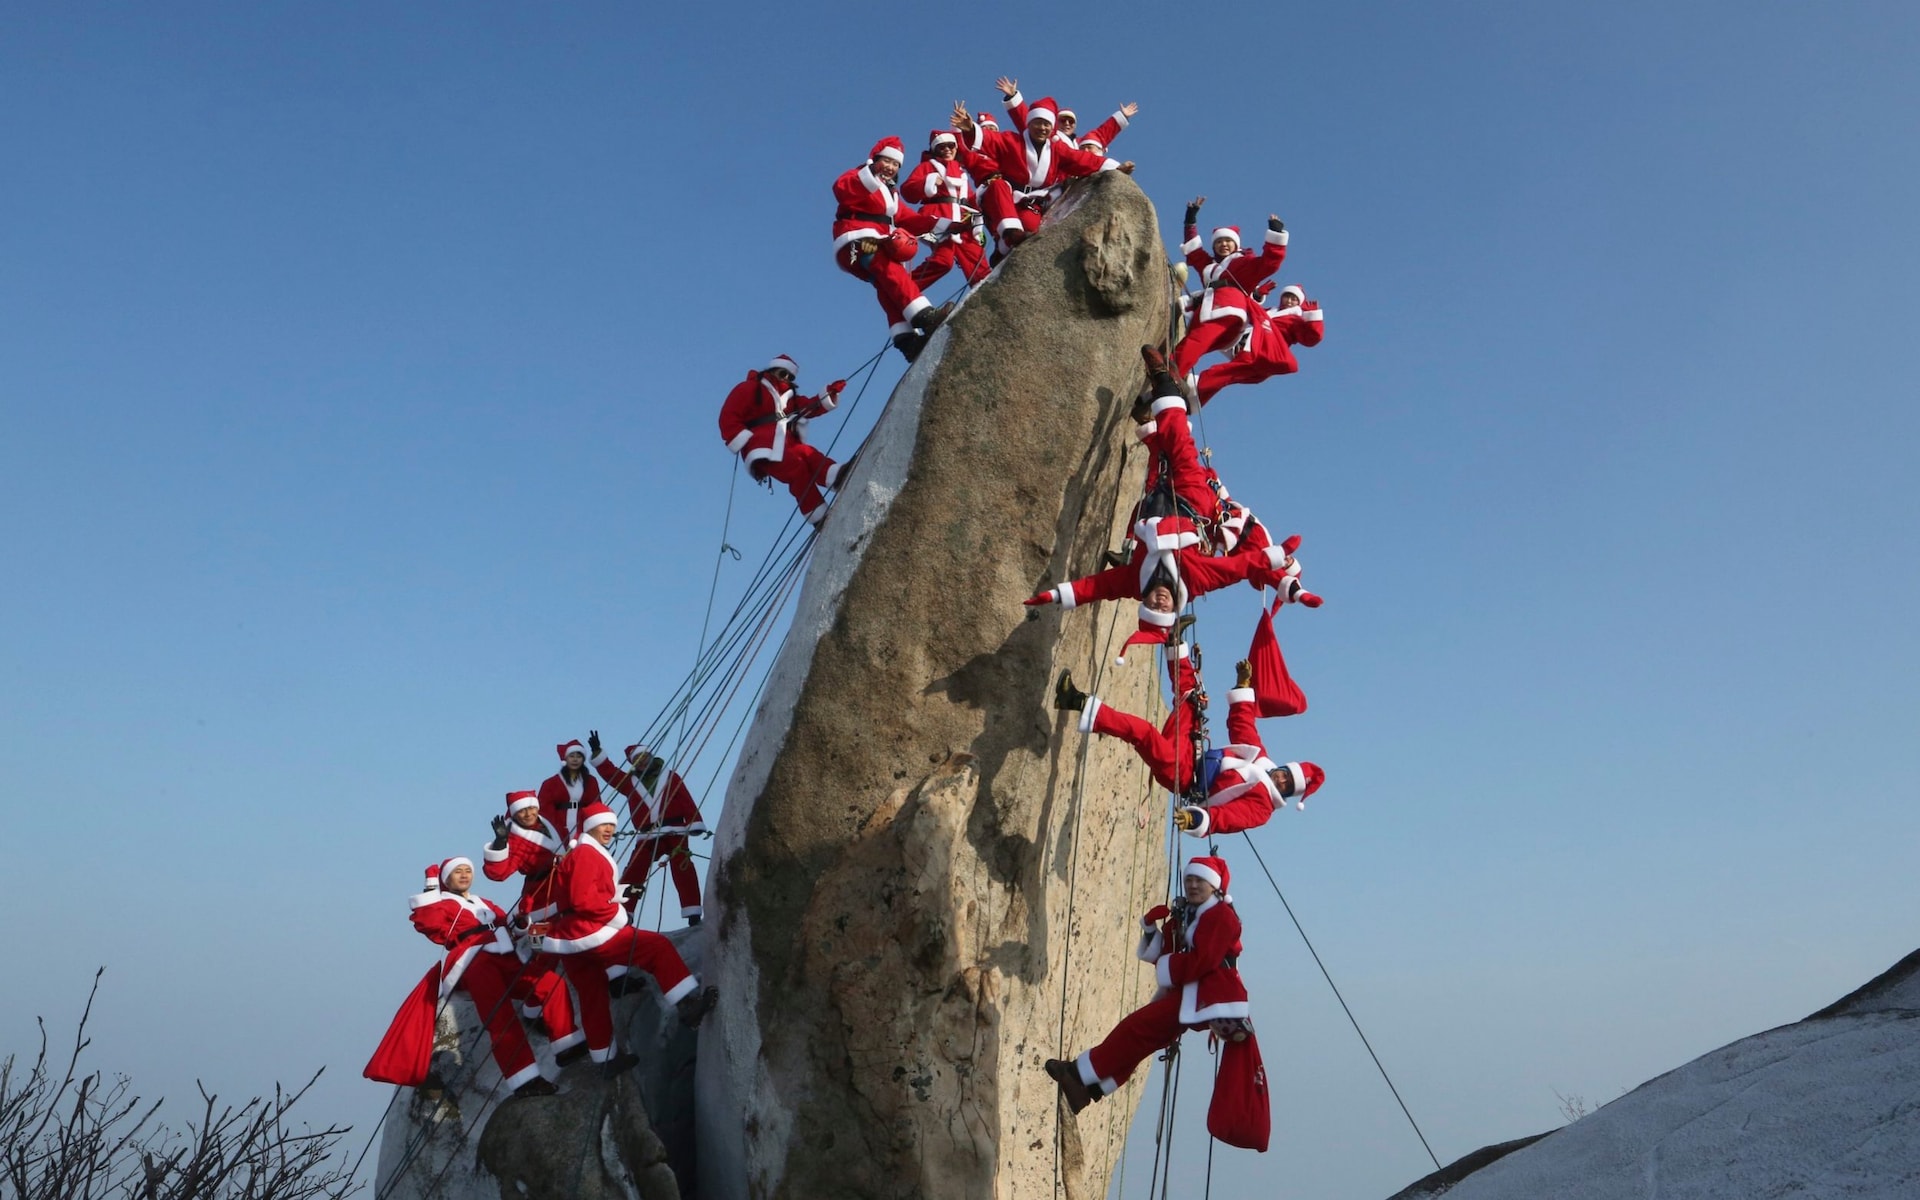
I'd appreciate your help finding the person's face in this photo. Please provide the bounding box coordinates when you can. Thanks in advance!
[1183,874,1216,906]
[1279,292,1304,309]
[1144,585,1176,614]
[444,864,474,894]
[566,750,585,770]
[512,806,541,829]
[629,750,654,774]
[1212,237,1238,259]
[590,822,617,848]
[765,368,794,388]
[932,142,956,162]
[1027,117,1053,145]
[1274,765,1296,796]
[1057,113,1077,136]
[873,156,900,183]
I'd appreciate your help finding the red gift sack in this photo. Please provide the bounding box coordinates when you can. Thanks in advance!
[1208,1032,1271,1152]
[363,966,441,1086]
[1248,604,1307,718]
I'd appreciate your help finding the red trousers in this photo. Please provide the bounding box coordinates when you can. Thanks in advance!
[620,833,703,919]
[979,178,1044,242]
[556,927,697,1061]
[455,952,543,1090]
[750,445,841,522]
[1083,993,1196,1090]
[1086,652,1201,793]
[1196,352,1294,407]
[835,241,932,335]
[1171,315,1244,380]
[911,231,989,290]
[513,955,582,1051]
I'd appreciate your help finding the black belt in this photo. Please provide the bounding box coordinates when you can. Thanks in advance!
[836,207,891,224]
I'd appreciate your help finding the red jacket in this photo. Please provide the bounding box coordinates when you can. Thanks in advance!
[538,837,628,954]
[717,371,838,469]
[1003,91,1130,156]
[902,156,976,224]
[408,889,517,997]
[536,768,602,844]
[593,753,707,837]
[1182,688,1292,838]
[1182,224,1289,328]
[1138,896,1249,1024]
[1034,515,1293,613]
[963,127,1116,202]
[831,162,945,253]
[481,816,565,920]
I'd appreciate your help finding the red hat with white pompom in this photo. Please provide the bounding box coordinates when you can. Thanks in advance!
[1184,855,1230,899]
[869,137,905,165]
[1210,226,1241,249]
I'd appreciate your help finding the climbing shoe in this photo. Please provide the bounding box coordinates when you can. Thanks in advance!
[1045,1058,1096,1115]
[554,1044,590,1068]
[513,1077,559,1098]
[912,300,954,335]
[892,330,927,362]
[677,985,719,1028]
[1053,671,1088,713]
[600,1052,641,1079]
[1171,614,1196,643]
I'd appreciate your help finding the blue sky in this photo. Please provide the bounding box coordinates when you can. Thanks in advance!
[3,4,1917,1197]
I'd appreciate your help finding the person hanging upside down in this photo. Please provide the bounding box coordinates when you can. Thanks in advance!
[950,91,1133,254]
[718,354,850,527]
[904,130,989,291]
[536,739,604,843]
[1045,856,1250,1113]
[1132,345,1288,562]
[590,732,707,926]
[365,858,561,1096]
[831,136,956,360]
[1193,283,1325,407]
[535,805,717,1075]
[1171,197,1289,382]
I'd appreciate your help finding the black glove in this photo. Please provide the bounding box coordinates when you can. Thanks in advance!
[621,884,644,904]
[588,730,602,757]
[1184,204,1201,226]
[1269,216,1285,233]
[490,815,511,848]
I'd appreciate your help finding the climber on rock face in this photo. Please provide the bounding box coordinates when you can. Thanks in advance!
[1054,639,1208,797]
[1134,345,1289,563]
[1192,283,1325,407]
[1171,197,1290,383]
[536,739,603,843]
[589,732,707,926]
[537,805,716,1076]
[904,130,990,291]
[482,790,565,922]
[718,355,851,527]
[366,858,562,1097]
[832,136,956,360]
[1173,659,1323,838]
[1046,856,1250,1114]
[950,84,1134,255]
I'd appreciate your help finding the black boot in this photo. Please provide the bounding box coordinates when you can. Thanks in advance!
[892,330,927,362]
[1131,390,1154,424]
[599,1051,641,1079]
[676,985,719,1028]
[1045,1058,1097,1115]
[1053,671,1088,713]
[512,1076,559,1098]
[912,300,954,336]
[1140,344,1178,398]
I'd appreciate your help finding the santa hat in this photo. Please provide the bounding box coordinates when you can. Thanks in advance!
[622,742,650,766]
[928,129,957,150]
[1280,761,1325,809]
[1115,604,1177,666]
[1278,284,1305,303]
[765,354,798,375]
[578,804,618,835]
[1078,137,1106,152]
[1027,97,1059,125]
[1184,855,1231,898]
[556,739,586,761]
[869,137,905,164]
[506,790,539,815]
[1056,106,1076,122]
[977,108,1000,130]
[1210,226,1242,249]
[437,856,474,885]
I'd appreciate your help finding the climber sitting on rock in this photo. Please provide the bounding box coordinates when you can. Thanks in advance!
[718,354,851,528]
[831,136,956,360]
[1045,856,1250,1113]
[535,805,717,1076]
[589,731,708,927]
[1192,282,1325,407]
[1172,197,1289,384]
[950,86,1133,255]
[365,858,561,1097]
[483,790,564,920]
[1132,344,1296,565]
[904,130,990,291]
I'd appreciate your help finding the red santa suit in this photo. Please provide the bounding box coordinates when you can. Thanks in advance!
[1026,514,1311,660]
[1178,687,1325,839]
[832,137,950,341]
[1195,287,1325,406]
[537,807,700,1064]
[536,739,603,843]
[1002,91,1131,157]
[965,96,1122,245]
[1172,218,1290,379]
[1134,387,1288,563]
[365,859,568,1092]
[1073,641,1205,795]
[1073,857,1250,1095]
[904,131,989,290]
[593,746,707,921]
[717,356,849,526]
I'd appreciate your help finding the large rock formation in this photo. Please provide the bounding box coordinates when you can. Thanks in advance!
[696,171,1177,1200]
[1388,948,1920,1200]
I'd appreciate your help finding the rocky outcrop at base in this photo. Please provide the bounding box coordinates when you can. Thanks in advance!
[696,170,1177,1200]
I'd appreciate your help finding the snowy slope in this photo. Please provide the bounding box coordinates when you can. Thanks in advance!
[1394,951,1920,1200]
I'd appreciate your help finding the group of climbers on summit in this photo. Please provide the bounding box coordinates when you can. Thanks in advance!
[365,736,716,1099]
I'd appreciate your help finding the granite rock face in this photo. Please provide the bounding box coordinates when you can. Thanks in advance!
[697,171,1179,1200]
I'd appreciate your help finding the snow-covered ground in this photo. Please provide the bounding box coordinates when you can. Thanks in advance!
[1408,954,1920,1199]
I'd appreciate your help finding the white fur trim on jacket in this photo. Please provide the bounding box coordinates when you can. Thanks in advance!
[1266,227,1289,246]
[1179,982,1250,1024]
[1226,687,1256,707]
[1077,697,1103,734]
[1155,955,1174,990]
[1150,394,1186,418]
